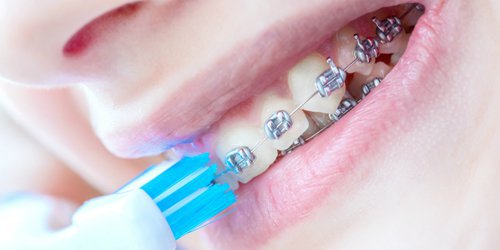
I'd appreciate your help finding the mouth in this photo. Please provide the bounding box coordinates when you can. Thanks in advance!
[69,0,446,247]
[174,1,445,249]
[79,0,427,157]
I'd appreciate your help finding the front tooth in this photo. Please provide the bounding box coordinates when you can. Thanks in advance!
[215,123,277,183]
[332,26,374,75]
[288,53,345,114]
[260,95,309,150]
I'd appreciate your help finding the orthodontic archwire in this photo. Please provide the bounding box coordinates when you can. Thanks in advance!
[224,4,424,174]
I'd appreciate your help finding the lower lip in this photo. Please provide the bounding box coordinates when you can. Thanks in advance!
[205,3,446,248]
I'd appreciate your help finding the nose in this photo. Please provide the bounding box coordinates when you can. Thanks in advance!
[0,0,141,85]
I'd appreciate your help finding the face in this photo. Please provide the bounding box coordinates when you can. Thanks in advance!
[1,0,499,249]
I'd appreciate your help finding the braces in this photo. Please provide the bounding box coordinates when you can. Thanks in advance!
[264,110,294,140]
[224,4,424,175]
[329,97,358,122]
[361,77,383,98]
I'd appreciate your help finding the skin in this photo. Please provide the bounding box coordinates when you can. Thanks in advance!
[0,103,98,203]
[0,0,499,249]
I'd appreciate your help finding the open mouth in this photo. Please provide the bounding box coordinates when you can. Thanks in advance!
[59,0,445,248]
[154,1,446,249]
[208,3,424,185]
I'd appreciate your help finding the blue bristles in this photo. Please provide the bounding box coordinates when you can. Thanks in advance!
[140,153,237,239]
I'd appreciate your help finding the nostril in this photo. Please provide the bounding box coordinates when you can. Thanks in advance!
[63,2,143,57]
[63,25,94,56]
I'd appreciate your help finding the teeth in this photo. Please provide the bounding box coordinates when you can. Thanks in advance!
[212,4,419,185]
[279,136,306,156]
[332,26,374,75]
[307,111,332,128]
[372,16,403,44]
[370,62,393,78]
[330,98,357,121]
[302,112,322,138]
[401,4,424,28]
[260,95,309,150]
[349,62,393,98]
[380,30,409,55]
[288,53,346,114]
[215,172,240,190]
[215,123,277,183]
[390,32,410,65]
[361,78,382,98]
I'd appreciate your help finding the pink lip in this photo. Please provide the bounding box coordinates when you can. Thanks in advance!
[97,0,411,158]
[203,1,448,248]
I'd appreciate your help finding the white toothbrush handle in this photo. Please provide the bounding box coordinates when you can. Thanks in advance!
[3,190,177,250]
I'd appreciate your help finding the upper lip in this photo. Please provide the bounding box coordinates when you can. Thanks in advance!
[97,0,410,158]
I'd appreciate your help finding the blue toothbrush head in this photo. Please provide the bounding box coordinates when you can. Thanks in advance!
[139,153,236,239]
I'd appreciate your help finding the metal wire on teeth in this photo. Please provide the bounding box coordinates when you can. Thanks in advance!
[224,4,424,174]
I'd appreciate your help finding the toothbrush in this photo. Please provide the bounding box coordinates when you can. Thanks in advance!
[128,153,237,239]
[19,153,237,250]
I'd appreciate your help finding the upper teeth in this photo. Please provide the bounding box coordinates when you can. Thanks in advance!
[260,95,310,151]
[225,146,255,174]
[215,123,277,183]
[264,110,293,140]
[315,58,347,98]
[353,34,381,63]
[372,16,403,44]
[332,26,374,75]
[288,53,346,114]
[214,4,422,185]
